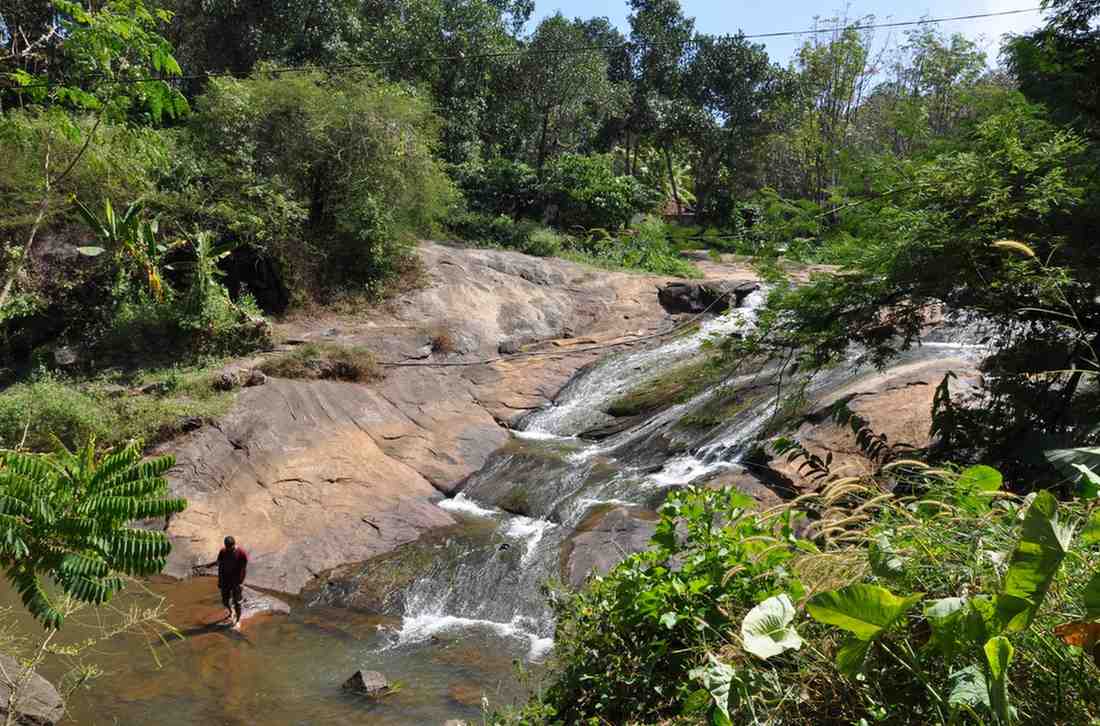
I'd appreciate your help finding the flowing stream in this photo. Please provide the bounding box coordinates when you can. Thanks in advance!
[0,293,996,724]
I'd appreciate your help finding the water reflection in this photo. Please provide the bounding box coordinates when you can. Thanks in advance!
[0,578,531,725]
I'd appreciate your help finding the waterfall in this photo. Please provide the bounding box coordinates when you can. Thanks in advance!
[380,291,993,660]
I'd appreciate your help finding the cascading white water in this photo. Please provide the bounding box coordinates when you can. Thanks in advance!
[386,287,994,662]
[385,291,775,655]
[524,289,768,436]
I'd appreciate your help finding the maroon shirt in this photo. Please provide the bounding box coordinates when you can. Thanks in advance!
[216,546,248,588]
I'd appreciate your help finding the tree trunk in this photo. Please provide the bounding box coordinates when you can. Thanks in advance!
[536,110,550,175]
[663,145,682,216]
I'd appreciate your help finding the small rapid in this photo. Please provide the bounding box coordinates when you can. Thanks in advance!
[382,293,996,665]
[388,290,773,652]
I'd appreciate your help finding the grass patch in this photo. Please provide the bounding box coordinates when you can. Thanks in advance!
[259,343,382,382]
[604,358,721,418]
[561,249,700,278]
[0,363,234,452]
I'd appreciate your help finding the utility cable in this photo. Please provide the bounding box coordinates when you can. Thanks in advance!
[4,7,1043,92]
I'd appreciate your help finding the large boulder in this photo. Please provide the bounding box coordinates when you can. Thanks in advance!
[0,654,65,726]
[658,280,759,314]
[561,506,658,587]
[770,357,983,485]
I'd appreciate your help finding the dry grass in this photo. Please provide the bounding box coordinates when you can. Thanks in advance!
[259,343,382,383]
[428,327,456,355]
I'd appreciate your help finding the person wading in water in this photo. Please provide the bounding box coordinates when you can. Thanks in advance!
[201,536,249,628]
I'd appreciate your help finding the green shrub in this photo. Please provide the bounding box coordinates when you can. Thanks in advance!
[498,466,1100,725]
[260,343,381,382]
[169,69,457,304]
[449,212,537,251]
[523,227,566,257]
[452,157,539,218]
[0,110,168,238]
[0,365,234,452]
[568,215,700,277]
[542,153,659,230]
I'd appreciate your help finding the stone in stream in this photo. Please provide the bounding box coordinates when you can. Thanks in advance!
[657,279,759,314]
[342,669,391,698]
[239,586,290,622]
[0,653,65,726]
[561,506,659,588]
[447,681,483,707]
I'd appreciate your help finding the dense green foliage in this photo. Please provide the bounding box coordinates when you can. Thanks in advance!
[0,364,236,452]
[0,440,186,628]
[499,466,1100,724]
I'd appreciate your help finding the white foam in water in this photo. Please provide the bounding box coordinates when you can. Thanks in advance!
[523,289,769,436]
[648,456,734,487]
[512,429,575,442]
[437,493,498,518]
[504,516,557,566]
[390,613,554,661]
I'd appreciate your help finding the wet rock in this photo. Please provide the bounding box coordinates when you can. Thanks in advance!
[657,280,759,314]
[342,669,391,698]
[697,466,787,508]
[0,653,65,725]
[239,586,290,622]
[52,345,78,368]
[561,506,659,588]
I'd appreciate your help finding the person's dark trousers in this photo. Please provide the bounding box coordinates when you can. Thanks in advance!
[221,584,243,621]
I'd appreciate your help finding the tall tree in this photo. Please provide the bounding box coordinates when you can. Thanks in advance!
[681,33,785,219]
[626,0,694,199]
[518,13,618,171]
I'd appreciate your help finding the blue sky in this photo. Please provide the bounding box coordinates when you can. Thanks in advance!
[530,1,1047,66]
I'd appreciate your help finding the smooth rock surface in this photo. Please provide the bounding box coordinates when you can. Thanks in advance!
[771,357,982,484]
[657,279,759,314]
[161,242,726,593]
[0,653,65,726]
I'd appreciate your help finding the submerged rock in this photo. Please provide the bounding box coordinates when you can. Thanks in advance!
[0,653,65,726]
[342,669,391,698]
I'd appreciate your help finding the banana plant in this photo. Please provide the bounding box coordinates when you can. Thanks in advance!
[73,197,172,302]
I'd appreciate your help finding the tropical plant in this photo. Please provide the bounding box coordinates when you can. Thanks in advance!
[73,197,172,301]
[496,463,1100,725]
[0,438,187,629]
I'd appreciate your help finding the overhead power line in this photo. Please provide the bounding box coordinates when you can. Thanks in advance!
[4,7,1044,92]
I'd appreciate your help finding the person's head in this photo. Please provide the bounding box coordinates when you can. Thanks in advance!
[224,535,236,551]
